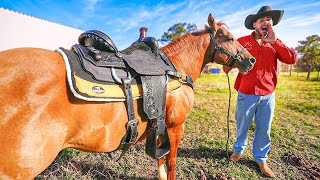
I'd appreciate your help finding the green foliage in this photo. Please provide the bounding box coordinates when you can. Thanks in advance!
[295,35,320,71]
[160,22,197,43]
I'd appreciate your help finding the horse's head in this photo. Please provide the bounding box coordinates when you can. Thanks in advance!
[202,14,256,73]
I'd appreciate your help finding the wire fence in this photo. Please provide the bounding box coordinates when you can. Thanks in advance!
[203,63,320,80]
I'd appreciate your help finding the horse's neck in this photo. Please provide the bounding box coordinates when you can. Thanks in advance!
[161,33,211,81]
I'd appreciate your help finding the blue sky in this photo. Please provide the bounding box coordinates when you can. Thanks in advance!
[1,0,319,50]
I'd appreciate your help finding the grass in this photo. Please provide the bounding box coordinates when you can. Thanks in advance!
[37,72,320,179]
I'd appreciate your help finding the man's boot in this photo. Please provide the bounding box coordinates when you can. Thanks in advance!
[257,162,275,177]
[229,152,242,162]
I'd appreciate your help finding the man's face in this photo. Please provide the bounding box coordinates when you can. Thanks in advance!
[253,16,273,37]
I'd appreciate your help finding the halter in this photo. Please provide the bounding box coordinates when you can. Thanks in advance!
[208,29,247,67]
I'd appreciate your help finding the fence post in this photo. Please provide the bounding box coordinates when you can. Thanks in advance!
[307,62,312,80]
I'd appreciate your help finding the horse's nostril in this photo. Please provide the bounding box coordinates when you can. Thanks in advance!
[250,57,256,64]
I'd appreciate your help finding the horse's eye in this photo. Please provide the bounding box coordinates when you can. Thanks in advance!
[228,37,234,42]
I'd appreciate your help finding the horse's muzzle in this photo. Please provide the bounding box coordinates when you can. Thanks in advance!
[239,57,256,72]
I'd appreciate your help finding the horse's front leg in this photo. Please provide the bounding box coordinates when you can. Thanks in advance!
[158,124,184,180]
[158,157,167,180]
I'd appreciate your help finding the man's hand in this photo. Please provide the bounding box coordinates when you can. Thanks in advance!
[262,23,277,44]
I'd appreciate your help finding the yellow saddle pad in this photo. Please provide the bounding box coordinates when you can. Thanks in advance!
[73,72,181,101]
[56,48,181,102]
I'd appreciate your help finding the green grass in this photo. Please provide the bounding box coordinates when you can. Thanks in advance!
[38,72,320,179]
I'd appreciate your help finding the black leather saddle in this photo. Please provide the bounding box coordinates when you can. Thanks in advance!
[58,30,194,160]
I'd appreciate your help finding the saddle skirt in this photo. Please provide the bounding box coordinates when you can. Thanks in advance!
[56,42,181,102]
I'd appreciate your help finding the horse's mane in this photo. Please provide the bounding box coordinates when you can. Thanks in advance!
[217,21,228,29]
[160,22,228,76]
[161,22,227,56]
[161,33,196,56]
[160,30,210,77]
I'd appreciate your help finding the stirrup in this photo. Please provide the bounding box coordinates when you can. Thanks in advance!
[145,121,170,159]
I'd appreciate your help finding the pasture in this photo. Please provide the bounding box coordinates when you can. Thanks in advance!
[37,72,319,179]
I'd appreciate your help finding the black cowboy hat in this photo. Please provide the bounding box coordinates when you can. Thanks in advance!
[245,5,284,30]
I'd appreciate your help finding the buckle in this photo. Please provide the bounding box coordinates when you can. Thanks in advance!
[180,74,189,84]
[127,118,138,128]
[179,74,194,89]
[166,70,182,78]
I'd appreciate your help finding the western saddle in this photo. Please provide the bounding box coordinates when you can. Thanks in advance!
[57,30,194,160]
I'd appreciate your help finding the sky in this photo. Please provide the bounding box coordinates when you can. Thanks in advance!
[1,0,319,50]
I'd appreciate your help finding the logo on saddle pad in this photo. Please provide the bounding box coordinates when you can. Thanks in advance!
[92,86,105,94]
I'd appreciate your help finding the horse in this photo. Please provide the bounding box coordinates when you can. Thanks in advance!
[0,14,255,180]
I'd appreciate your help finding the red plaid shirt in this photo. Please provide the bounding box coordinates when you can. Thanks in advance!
[235,32,297,95]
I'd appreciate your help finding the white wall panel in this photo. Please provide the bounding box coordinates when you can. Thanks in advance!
[0,8,83,51]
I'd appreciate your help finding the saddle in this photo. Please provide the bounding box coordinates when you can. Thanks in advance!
[56,30,194,160]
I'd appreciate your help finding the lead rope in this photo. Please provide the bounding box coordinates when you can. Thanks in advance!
[226,72,231,163]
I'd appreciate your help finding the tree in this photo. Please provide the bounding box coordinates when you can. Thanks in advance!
[295,35,320,71]
[159,23,197,43]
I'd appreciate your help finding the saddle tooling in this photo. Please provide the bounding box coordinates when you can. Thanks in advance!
[56,30,194,160]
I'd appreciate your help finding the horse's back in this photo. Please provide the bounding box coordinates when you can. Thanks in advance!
[0,47,67,107]
[0,47,65,89]
[0,47,64,72]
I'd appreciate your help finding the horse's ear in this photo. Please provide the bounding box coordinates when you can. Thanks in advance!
[204,24,210,29]
[208,13,217,32]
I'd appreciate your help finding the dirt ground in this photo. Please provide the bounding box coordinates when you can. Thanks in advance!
[282,152,320,180]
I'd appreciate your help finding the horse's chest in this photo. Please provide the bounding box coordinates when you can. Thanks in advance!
[165,88,194,127]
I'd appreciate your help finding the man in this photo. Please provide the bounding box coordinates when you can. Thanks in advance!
[224,5,297,177]
[132,27,148,45]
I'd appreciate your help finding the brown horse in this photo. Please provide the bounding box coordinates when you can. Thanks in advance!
[0,14,255,179]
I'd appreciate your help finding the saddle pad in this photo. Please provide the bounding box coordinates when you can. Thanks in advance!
[56,48,181,102]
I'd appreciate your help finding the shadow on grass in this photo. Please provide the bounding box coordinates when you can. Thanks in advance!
[177,147,261,174]
[38,152,158,180]
[238,159,260,171]
[76,162,158,180]
[177,147,232,160]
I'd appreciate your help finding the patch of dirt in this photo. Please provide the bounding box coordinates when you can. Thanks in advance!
[209,173,235,180]
[282,152,320,180]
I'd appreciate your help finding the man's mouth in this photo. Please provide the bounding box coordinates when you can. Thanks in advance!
[261,26,268,34]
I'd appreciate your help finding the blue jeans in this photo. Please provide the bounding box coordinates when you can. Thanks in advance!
[233,91,275,163]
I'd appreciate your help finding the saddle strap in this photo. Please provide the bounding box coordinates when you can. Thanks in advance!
[166,70,194,89]
[117,77,139,160]
[141,76,171,159]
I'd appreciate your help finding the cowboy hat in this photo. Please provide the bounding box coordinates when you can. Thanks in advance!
[245,5,284,30]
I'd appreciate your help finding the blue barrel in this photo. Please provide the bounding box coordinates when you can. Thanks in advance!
[209,68,221,74]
